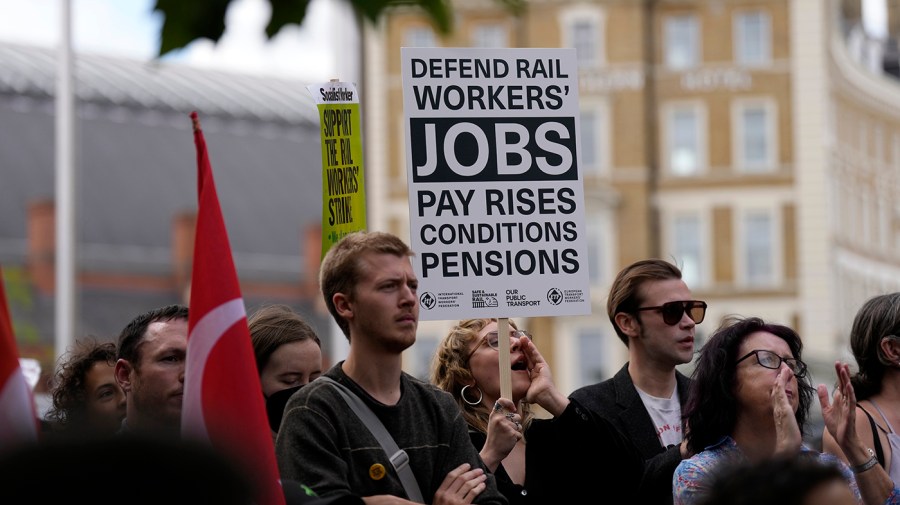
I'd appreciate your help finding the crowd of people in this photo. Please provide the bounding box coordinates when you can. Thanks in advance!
[8,229,900,505]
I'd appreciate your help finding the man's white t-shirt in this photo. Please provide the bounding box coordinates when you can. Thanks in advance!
[637,386,683,448]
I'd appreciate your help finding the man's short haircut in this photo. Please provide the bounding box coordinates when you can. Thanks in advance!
[319,231,413,340]
[606,259,683,345]
[116,304,189,365]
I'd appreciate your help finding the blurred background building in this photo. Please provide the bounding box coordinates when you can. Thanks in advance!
[0,43,331,407]
[362,0,900,401]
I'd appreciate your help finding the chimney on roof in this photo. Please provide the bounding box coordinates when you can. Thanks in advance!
[172,211,197,292]
[27,199,56,294]
[302,223,323,304]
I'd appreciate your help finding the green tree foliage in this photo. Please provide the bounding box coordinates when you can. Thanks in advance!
[154,0,525,57]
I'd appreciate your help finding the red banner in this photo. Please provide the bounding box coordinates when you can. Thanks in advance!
[181,112,286,505]
[0,266,39,451]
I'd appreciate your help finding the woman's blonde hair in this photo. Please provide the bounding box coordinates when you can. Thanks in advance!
[431,318,533,435]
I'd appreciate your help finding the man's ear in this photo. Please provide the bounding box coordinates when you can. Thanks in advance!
[333,293,352,320]
[114,359,133,393]
[615,312,640,339]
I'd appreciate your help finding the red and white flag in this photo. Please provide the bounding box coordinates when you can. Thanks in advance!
[182,112,286,505]
[0,266,40,451]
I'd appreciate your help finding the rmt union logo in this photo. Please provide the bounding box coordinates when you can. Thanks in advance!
[546,288,563,305]
[420,292,436,310]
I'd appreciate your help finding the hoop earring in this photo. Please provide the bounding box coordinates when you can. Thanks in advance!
[460,385,483,406]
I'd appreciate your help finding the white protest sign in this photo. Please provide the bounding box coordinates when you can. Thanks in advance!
[401,47,591,320]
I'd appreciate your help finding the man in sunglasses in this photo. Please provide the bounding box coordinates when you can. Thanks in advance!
[568,258,707,504]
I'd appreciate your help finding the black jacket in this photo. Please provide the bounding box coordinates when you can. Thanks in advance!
[525,399,645,504]
[569,363,692,504]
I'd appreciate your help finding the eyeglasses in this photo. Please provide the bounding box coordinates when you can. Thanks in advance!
[735,349,808,378]
[633,300,707,326]
[467,330,532,360]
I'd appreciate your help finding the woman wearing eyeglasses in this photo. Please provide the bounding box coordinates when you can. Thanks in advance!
[431,318,645,504]
[674,316,900,505]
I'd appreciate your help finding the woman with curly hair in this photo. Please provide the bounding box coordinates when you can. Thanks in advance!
[44,337,125,437]
[431,317,645,503]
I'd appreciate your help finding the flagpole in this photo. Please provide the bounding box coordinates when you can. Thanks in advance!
[55,0,76,361]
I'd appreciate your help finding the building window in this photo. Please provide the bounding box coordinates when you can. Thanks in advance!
[581,109,598,169]
[586,220,603,285]
[734,10,771,65]
[665,14,699,69]
[577,328,607,386]
[672,213,702,288]
[586,209,617,287]
[471,24,507,48]
[580,102,608,175]
[874,124,884,165]
[734,100,776,172]
[893,133,900,180]
[560,6,605,68]
[404,26,436,47]
[742,211,774,286]
[410,332,438,380]
[572,21,597,66]
[666,104,704,175]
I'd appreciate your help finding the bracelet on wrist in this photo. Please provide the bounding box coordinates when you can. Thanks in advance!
[852,448,879,474]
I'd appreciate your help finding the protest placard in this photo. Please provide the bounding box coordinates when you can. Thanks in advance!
[308,81,367,258]
[402,47,591,320]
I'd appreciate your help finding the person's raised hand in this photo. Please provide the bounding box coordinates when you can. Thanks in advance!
[432,463,487,505]
[521,338,568,416]
[818,361,861,455]
[772,366,802,455]
[480,398,521,471]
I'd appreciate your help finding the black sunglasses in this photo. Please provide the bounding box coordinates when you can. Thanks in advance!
[735,349,808,378]
[633,300,707,326]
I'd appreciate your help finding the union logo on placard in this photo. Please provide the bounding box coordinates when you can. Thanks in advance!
[547,288,563,305]
[472,290,499,308]
[420,292,436,310]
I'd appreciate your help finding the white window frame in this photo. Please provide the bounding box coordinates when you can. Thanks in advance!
[471,23,508,48]
[575,326,609,387]
[664,14,699,69]
[732,98,778,173]
[663,210,709,288]
[559,5,606,68]
[585,208,616,289]
[404,26,436,47]
[408,331,439,380]
[874,124,885,166]
[579,98,611,176]
[662,101,708,176]
[736,208,782,288]
[734,10,771,66]
[670,212,704,289]
[893,133,900,181]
